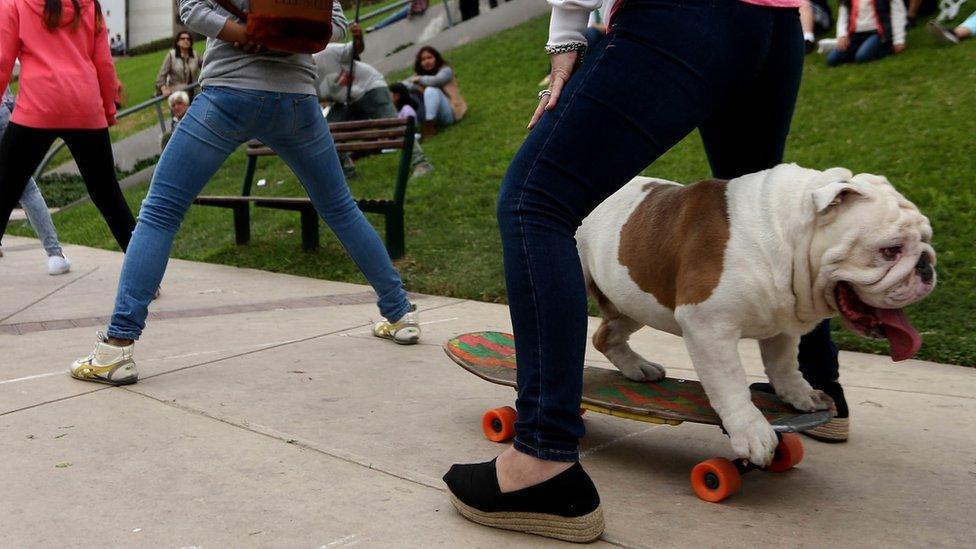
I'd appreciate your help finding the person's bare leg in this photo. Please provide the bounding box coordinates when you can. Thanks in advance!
[799,0,814,34]
[907,0,922,23]
[956,26,973,39]
[799,1,816,52]
[495,446,574,493]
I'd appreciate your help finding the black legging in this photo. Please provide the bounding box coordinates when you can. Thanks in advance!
[0,123,136,250]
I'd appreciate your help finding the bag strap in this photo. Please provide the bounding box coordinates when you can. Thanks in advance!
[212,0,248,21]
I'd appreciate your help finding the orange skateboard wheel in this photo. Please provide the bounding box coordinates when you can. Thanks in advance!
[690,458,742,503]
[768,432,804,472]
[482,406,517,442]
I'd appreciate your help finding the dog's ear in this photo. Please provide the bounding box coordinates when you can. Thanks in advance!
[812,181,865,214]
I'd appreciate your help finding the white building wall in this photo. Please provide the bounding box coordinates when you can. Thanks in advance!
[128,0,176,48]
[101,0,128,44]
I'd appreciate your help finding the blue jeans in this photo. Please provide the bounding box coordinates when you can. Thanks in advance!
[827,32,890,66]
[963,10,976,34]
[497,0,834,461]
[422,87,455,126]
[107,86,412,340]
[20,178,63,257]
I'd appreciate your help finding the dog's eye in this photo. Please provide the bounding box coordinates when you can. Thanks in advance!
[881,246,902,260]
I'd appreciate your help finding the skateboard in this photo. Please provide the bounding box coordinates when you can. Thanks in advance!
[445,331,832,503]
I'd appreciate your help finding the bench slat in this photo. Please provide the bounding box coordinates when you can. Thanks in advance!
[336,139,405,153]
[328,118,407,131]
[332,127,407,141]
[194,196,258,205]
[246,147,276,157]
[248,137,406,157]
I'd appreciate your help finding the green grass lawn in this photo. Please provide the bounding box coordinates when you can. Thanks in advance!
[11,15,975,366]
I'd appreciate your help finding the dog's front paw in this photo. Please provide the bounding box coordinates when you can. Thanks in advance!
[726,411,779,467]
[608,349,666,382]
[778,384,835,413]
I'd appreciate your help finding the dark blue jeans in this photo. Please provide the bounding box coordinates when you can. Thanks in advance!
[826,32,891,66]
[498,0,836,462]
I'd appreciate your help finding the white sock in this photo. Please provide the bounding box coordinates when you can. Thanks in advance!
[804,32,815,42]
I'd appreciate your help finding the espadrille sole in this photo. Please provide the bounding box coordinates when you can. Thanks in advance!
[449,494,604,543]
[802,417,849,442]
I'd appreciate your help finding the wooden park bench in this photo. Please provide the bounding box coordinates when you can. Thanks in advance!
[193,117,415,259]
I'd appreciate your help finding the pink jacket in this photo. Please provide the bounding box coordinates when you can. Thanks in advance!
[0,0,118,129]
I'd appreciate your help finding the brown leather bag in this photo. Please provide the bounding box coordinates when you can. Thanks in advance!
[214,0,333,54]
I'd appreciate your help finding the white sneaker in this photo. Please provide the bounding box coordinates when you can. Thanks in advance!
[70,332,138,385]
[47,254,71,275]
[372,305,421,345]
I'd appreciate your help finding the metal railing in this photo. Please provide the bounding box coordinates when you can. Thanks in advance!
[32,82,201,180]
[358,0,455,29]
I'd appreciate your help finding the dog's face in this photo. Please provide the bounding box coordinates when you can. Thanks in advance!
[809,171,936,360]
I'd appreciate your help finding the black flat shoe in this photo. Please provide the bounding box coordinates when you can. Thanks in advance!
[443,459,604,543]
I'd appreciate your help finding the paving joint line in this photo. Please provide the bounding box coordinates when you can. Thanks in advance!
[124,386,445,491]
[139,325,371,381]
[122,387,633,548]
[0,266,99,324]
[0,386,109,417]
[140,299,467,381]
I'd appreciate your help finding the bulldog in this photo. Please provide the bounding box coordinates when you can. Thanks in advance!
[577,163,936,466]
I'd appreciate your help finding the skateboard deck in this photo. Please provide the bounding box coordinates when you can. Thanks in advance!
[445,331,833,503]
[445,331,831,433]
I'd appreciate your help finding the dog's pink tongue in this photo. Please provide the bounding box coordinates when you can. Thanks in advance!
[877,308,922,361]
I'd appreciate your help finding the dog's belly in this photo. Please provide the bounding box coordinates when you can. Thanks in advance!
[589,263,684,336]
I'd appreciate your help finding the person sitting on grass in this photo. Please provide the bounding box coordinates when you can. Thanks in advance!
[388,82,418,121]
[828,0,907,66]
[404,46,467,140]
[928,11,976,44]
[313,23,433,178]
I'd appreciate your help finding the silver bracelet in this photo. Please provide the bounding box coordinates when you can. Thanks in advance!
[545,42,587,57]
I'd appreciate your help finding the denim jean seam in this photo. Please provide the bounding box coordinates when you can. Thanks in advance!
[106,328,140,341]
[514,438,579,462]
[510,35,614,456]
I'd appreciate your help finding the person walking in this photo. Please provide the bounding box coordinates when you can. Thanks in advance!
[0,86,71,274]
[443,0,844,541]
[70,0,422,386]
[0,0,137,260]
[154,30,201,98]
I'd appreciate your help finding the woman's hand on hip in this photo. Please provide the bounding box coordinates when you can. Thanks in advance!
[528,51,579,130]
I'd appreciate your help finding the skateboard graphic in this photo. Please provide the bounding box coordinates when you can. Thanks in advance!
[445,331,832,503]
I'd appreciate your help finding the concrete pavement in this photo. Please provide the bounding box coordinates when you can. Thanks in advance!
[1,235,974,547]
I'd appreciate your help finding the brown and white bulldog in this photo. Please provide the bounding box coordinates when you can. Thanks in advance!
[577,163,936,465]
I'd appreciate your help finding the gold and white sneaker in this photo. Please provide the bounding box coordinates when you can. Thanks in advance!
[70,332,138,385]
[372,305,421,345]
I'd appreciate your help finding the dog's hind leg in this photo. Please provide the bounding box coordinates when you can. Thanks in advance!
[589,282,666,382]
